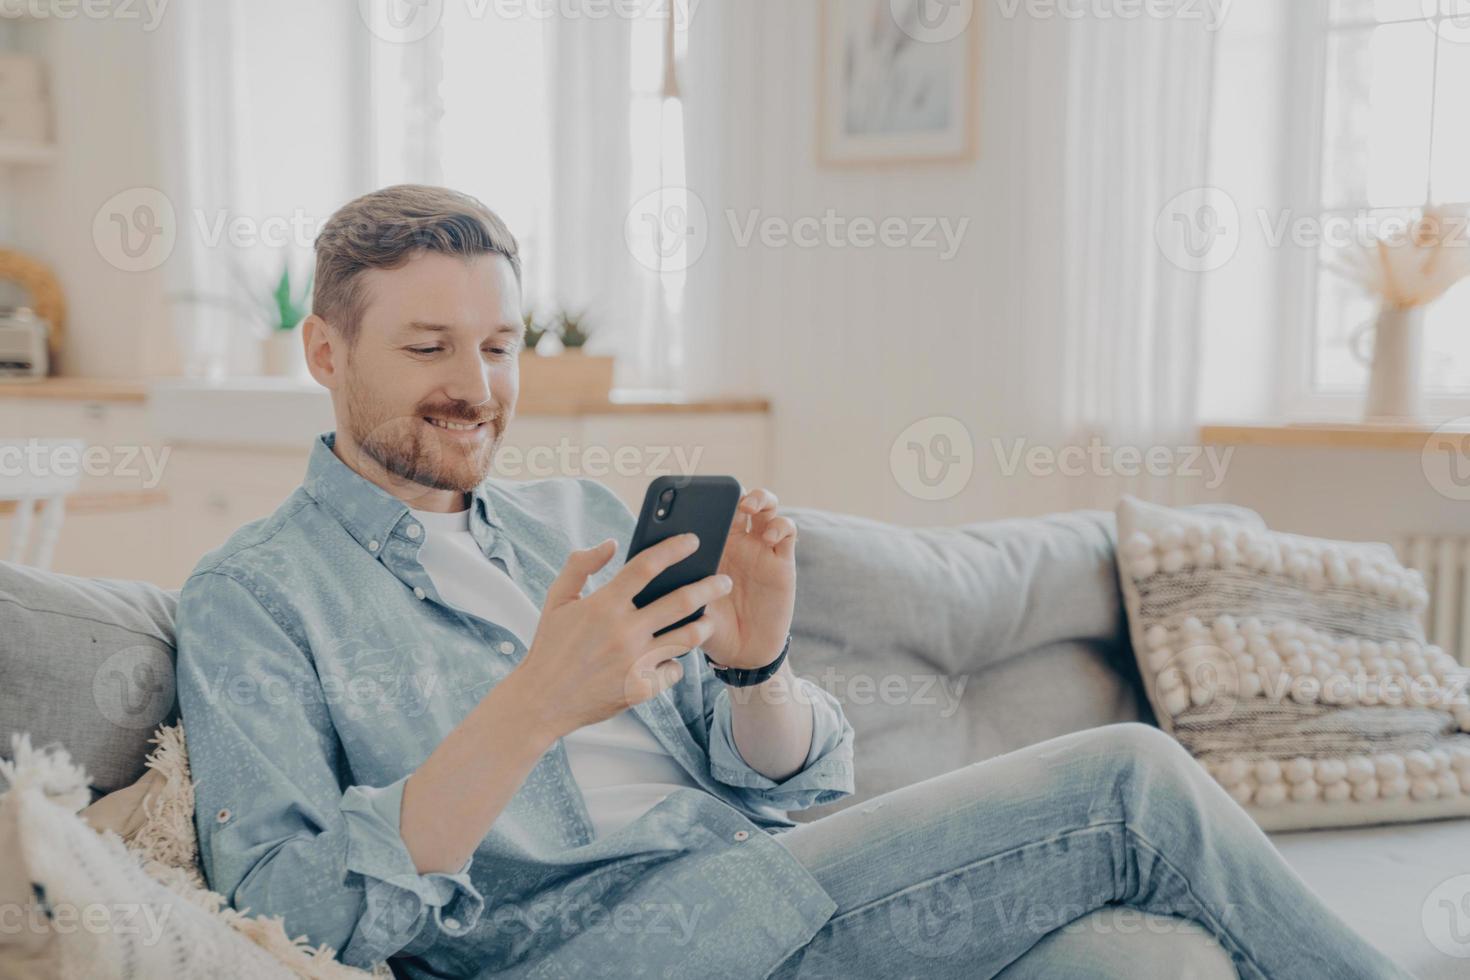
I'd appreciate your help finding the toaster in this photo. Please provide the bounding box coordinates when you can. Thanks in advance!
[0,307,50,380]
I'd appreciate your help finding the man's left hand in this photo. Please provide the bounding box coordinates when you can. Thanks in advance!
[699,487,797,671]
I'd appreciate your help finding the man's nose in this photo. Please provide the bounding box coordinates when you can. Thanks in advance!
[442,348,493,408]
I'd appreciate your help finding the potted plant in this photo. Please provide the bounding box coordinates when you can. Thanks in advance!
[522,310,548,354]
[259,262,313,379]
[171,254,314,380]
[555,309,592,351]
[516,307,615,412]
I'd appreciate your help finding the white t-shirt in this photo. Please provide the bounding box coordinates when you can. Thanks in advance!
[409,506,700,839]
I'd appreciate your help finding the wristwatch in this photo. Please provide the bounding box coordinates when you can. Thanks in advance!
[705,633,791,688]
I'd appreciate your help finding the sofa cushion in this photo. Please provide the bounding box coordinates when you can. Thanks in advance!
[1115,496,1470,832]
[0,560,179,796]
[784,507,1148,817]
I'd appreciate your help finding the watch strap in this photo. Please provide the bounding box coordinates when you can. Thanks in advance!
[706,634,791,688]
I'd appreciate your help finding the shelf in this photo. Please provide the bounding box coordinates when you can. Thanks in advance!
[1201,421,1470,452]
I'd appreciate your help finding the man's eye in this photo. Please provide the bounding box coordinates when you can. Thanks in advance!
[484,347,514,357]
[408,346,443,355]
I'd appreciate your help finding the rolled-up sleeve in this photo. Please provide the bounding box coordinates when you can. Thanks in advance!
[176,570,483,968]
[702,656,855,811]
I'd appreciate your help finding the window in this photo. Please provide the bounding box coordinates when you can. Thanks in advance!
[367,8,556,314]
[1307,0,1470,402]
[365,8,690,390]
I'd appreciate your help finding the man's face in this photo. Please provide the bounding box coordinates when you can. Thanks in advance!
[337,251,522,495]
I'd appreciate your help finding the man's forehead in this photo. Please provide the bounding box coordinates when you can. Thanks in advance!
[357,253,522,330]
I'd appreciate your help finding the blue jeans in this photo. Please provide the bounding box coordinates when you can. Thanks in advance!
[767,724,1412,980]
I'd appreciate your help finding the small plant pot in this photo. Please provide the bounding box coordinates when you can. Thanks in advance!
[517,352,615,412]
[262,327,309,380]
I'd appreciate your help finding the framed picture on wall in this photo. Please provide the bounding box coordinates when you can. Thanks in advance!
[819,0,980,167]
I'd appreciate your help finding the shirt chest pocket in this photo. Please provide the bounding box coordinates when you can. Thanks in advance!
[314,615,509,737]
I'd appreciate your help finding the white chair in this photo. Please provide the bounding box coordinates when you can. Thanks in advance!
[1,438,83,570]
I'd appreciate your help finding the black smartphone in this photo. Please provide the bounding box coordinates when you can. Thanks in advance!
[626,475,742,637]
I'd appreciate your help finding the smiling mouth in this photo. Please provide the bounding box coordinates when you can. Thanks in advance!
[424,417,487,433]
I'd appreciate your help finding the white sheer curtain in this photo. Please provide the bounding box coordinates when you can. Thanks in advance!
[154,0,247,380]
[369,7,683,391]
[1059,6,1219,508]
[159,0,376,379]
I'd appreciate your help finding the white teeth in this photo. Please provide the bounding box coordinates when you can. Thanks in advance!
[427,418,480,431]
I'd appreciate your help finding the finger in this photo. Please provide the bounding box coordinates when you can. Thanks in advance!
[758,515,797,545]
[776,527,798,562]
[544,539,617,608]
[624,650,688,704]
[607,532,701,602]
[636,575,731,637]
[728,506,751,537]
[647,615,717,655]
[738,488,779,514]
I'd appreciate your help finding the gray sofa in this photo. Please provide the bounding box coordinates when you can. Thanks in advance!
[3,505,1463,978]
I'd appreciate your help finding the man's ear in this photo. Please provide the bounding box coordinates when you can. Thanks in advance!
[303,314,341,390]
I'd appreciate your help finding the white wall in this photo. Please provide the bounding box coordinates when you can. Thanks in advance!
[684,0,1082,526]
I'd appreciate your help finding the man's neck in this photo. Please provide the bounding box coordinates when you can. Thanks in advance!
[331,432,470,514]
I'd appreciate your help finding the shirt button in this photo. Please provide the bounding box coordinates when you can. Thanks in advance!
[367,540,380,552]
[443,917,461,931]
[413,587,426,600]
[216,808,231,824]
[733,830,749,842]
[407,525,421,540]
[498,640,515,656]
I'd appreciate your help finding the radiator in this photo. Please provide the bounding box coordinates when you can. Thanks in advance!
[1401,535,1470,666]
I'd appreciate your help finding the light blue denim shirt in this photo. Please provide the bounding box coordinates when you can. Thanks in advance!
[175,433,854,978]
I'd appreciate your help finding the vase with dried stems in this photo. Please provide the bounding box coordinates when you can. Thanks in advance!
[1333,207,1470,422]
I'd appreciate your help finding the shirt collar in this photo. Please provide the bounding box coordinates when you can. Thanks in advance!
[303,432,503,556]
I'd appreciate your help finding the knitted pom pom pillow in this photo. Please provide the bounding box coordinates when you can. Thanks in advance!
[1115,496,1470,832]
[0,729,379,980]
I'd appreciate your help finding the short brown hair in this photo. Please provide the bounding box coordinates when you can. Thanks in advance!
[313,184,522,343]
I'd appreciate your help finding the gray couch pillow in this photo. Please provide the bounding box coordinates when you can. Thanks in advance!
[783,505,1259,817]
[0,560,179,796]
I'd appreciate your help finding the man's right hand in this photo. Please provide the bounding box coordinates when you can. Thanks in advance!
[510,533,733,740]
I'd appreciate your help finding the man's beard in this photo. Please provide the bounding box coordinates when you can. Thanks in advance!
[344,373,509,494]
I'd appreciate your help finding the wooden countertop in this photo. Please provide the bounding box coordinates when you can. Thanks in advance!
[0,378,149,403]
[0,378,770,415]
[0,489,168,516]
[1201,421,1470,452]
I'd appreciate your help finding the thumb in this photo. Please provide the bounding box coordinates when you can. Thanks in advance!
[545,538,617,608]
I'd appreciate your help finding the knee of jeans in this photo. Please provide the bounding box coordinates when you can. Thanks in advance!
[1094,723,1195,785]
